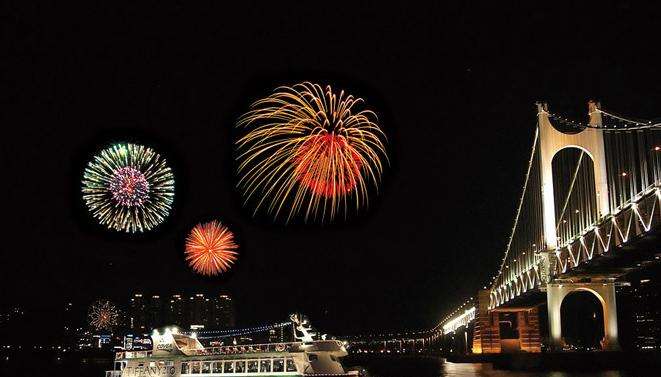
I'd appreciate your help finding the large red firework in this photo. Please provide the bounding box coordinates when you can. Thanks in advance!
[293,133,362,197]
[236,82,388,222]
[185,220,239,276]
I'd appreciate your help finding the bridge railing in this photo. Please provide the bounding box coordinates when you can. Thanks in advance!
[553,186,660,274]
[442,307,476,335]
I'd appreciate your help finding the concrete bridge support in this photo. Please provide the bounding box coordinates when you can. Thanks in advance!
[473,290,501,353]
[473,290,541,353]
[546,281,620,351]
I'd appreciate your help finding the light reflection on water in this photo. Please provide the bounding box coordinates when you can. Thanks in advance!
[441,362,627,377]
[353,359,634,377]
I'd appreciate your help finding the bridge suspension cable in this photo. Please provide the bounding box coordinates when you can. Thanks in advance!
[555,150,585,232]
[553,147,599,245]
[489,124,545,300]
[548,109,661,131]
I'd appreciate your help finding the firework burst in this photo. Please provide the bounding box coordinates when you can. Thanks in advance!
[82,143,175,233]
[185,220,239,276]
[88,300,120,332]
[236,82,387,222]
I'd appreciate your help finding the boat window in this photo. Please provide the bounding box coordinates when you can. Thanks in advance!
[273,358,284,372]
[181,363,189,374]
[202,362,211,373]
[212,362,222,373]
[330,355,338,362]
[286,359,297,372]
[260,359,271,372]
[247,360,258,373]
[235,360,245,373]
[224,361,234,373]
[307,353,318,361]
[191,361,201,374]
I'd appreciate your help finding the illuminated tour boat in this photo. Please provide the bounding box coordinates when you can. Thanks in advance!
[106,314,359,377]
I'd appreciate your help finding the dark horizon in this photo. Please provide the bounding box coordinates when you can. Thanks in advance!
[3,1,661,338]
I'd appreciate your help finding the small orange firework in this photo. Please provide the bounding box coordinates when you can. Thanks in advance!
[88,300,120,332]
[236,82,388,222]
[185,220,239,276]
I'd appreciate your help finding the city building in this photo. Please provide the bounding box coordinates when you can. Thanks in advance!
[189,294,208,328]
[129,293,147,331]
[62,302,77,346]
[168,294,185,327]
[268,326,285,343]
[211,294,235,329]
[148,295,163,330]
[129,292,235,332]
[631,278,661,350]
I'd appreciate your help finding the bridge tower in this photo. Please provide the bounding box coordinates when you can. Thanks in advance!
[537,101,620,351]
[537,100,610,251]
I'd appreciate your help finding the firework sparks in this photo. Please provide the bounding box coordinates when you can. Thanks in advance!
[109,166,149,207]
[185,220,239,276]
[236,82,387,222]
[82,143,175,233]
[88,300,120,332]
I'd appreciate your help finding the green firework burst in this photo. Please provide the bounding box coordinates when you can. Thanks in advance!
[82,143,175,232]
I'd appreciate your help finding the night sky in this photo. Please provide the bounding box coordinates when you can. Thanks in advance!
[3,2,661,336]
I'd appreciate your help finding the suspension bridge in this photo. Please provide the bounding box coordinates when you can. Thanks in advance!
[183,102,659,355]
[346,101,661,354]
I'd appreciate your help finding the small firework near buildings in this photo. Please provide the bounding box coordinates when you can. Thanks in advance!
[88,300,120,332]
[236,82,388,222]
[82,143,175,233]
[185,220,239,276]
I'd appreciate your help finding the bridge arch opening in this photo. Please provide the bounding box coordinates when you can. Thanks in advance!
[559,289,605,351]
[551,147,599,246]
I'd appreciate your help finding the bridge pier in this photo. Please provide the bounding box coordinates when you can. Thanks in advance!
[546,281,620,351]
[473,290,541,353]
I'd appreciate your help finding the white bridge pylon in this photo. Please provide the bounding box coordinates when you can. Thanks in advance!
[538,101,610,250]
